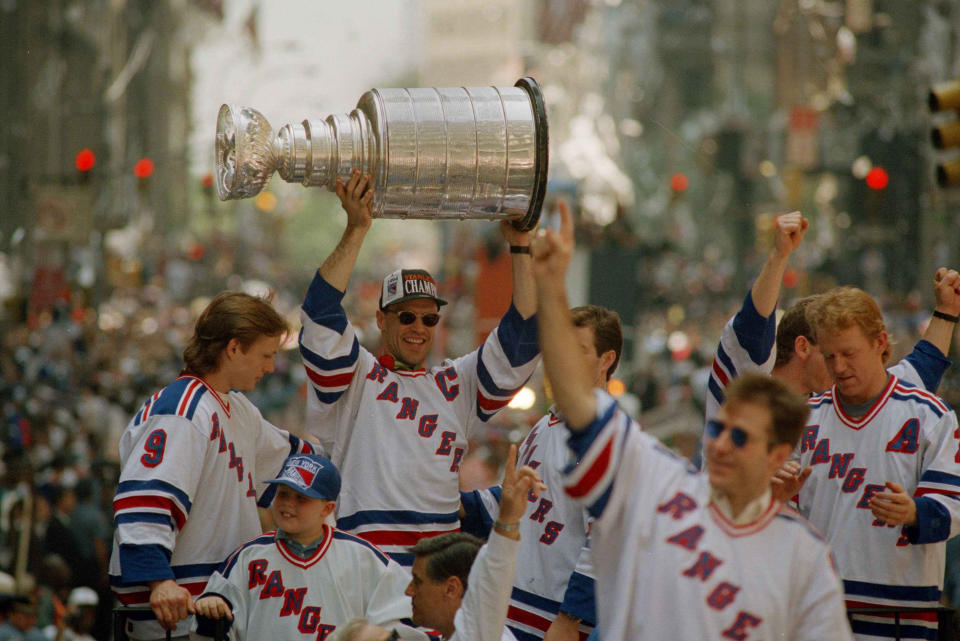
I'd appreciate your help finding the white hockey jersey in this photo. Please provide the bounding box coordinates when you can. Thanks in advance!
[799,376,960,640]
[460,408,595,641]
[449,532,520,641]
[198,525,412,641]
[564,390,853,641]
[109,375,313,638]
[299,273,539,564]
[705,291,778,424]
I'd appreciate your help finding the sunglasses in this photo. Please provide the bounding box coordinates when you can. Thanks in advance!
[387,310,441,327]
[704,419,752,448]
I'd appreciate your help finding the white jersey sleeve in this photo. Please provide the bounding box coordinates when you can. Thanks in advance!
[449,531,520,641]
[704,291,777,423]
[888,339,951,392]
[298,274,365,452]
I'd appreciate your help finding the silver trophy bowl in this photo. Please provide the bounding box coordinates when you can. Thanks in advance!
[215,77,548,231]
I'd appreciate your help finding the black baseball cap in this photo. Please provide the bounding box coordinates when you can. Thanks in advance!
[379,268,447,310]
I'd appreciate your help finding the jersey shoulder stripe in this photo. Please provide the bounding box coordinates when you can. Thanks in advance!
[134,377,212,424]
[218,532,277,578]
[891,381,950,415]
[300,330,360,371]
[774,506,828,544]
[808,389,834,409]
[332,529,390,565]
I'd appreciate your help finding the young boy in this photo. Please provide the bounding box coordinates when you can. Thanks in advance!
[194,454,414,641]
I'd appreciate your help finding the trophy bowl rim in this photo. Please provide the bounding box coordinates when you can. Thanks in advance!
[513,77,549,232]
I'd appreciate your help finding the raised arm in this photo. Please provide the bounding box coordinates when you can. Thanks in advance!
[530,201,595,429]
[502,221,537,319]
[319,170,374,292]
[750,211,808,317]
[921,267,960,357]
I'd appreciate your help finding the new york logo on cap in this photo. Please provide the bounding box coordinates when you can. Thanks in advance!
[280,456,322,489]
[382,270,403,307]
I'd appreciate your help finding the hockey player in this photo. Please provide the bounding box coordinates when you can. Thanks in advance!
[530,202,853,641]
[796,287,960,641]
[702,211,957,467]
[299,170,540,564]
[194,453,414,641]
[109,292,315,640]
[460,305,621,641]
[333,444,545,641]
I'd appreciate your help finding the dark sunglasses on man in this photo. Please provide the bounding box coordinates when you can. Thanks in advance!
[387,310,441,327]
[704,419,752,448]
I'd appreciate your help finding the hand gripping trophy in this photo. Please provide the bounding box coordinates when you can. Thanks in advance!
[215,77,548,231]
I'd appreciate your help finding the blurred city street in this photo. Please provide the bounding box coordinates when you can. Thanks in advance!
[3,1,960,638]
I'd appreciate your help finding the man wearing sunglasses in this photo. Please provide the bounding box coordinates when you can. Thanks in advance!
[529,202,852,640]
[298,169,540,565]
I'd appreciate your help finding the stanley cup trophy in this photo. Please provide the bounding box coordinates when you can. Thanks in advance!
[215,77,548,231]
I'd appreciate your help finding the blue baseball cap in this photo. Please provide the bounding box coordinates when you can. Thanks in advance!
[265,454,341,500]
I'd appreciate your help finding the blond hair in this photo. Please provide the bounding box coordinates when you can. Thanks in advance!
[805,286,891,363]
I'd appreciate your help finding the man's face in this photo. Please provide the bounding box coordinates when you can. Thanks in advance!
[405,555,456,633]
[573,325,611,389]
[376,299,440,369]
[801,339,833,395]
[225,334,281,391]
[705,401,780,503]
[816,324,888,404]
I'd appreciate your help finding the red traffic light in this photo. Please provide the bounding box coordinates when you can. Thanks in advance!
[133,158,155,179]
[865,167,888,190]
[670,173,689,193]
[75,148,96,172]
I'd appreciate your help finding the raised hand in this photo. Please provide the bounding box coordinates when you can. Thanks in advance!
[530,200,574,286]
[497,444,546,533]
[773,211,809,259]
[335,169,375,231]
[934,267,960,316]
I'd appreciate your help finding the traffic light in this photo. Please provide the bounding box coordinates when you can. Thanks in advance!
[865,167,889,191]
[929,80,960,187]
[75,148,95,184]
[133,157,154,179]
[134,157,154,194]
[670,173,689,193]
